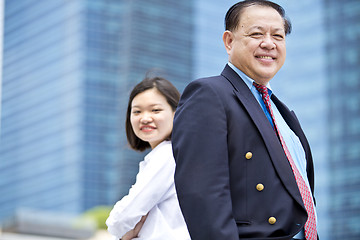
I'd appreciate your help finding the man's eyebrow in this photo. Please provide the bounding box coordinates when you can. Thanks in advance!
[248,26,285,32]
[249,26,264,30]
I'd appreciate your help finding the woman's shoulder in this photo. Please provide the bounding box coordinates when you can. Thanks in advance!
[154,140,173,156]
[146,141,173,160]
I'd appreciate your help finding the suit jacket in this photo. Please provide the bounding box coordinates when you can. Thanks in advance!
[172,64,316,240]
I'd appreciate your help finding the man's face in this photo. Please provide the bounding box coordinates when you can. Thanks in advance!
[223,5,286,84]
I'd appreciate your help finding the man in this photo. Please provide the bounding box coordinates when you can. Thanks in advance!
[172,1,318,239]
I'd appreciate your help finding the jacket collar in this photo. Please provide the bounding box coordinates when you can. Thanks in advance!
[221,64,308,209]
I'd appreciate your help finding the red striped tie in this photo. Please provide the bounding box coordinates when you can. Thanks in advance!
[253,82,317,240]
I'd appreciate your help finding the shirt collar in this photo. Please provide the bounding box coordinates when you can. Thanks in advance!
[227,62,273,96]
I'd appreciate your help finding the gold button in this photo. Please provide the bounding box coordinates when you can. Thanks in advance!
[245,152,252,159]
[256,183,264,191]
[268,217,276,224]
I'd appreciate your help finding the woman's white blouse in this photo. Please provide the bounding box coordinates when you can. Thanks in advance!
[106,141,190,240]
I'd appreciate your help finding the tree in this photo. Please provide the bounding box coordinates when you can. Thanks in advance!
[79,206,112,230]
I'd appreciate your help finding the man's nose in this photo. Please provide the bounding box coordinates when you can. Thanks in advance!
[260,34,276,49]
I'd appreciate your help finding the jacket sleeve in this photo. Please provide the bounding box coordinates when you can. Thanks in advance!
[106,144,175,239]
[172,79,239,240]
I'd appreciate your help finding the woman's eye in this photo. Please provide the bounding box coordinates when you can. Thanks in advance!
[132,110,140,114]
[152,109,162,113]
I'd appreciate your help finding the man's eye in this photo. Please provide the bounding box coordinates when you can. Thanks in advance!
[273,34,284,40]
[250,32,263,37]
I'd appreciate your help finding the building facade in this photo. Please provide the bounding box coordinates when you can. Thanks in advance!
[0,0,193,220]
[325,0,360,239]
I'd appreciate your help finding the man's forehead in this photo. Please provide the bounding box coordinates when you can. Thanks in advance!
[240,5,282,20]
[238,6,284,28]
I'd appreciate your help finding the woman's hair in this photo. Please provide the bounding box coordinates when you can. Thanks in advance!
[225,0,292,35]
[125,76,180,151]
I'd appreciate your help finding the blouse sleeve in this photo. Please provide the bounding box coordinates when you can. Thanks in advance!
[106,143,175,238]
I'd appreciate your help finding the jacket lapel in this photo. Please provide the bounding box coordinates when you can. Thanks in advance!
[221,65,306,209]
[272,95,315,195]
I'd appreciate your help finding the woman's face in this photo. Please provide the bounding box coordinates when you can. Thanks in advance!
[130,88,175,149]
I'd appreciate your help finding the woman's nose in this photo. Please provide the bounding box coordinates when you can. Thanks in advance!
[140,112,152,123]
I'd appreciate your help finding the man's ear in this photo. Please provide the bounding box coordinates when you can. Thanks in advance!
[222,30,233,54]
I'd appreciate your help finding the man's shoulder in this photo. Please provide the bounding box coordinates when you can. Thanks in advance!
[194,74,223,83]
[190,65,239,88]
[181,65,239,97]
[187,74,227,90]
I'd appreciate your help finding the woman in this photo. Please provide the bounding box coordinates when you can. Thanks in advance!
[106,76,190,240]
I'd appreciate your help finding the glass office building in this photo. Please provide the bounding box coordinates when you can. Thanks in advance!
[192,1,229,79]
[325,0,360,239]
[0,0,193,220]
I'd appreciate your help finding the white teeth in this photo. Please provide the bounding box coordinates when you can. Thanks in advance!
[258,56,272,59]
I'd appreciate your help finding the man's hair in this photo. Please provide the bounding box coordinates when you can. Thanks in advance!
[225,0,292,35]
[125,76,180,151]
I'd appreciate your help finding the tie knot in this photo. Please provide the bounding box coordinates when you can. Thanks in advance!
[253,82,269,96]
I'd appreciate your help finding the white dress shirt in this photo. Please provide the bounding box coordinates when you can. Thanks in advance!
[106,141,191,240]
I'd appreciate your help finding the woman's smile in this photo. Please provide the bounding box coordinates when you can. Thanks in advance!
[130,88,175,149]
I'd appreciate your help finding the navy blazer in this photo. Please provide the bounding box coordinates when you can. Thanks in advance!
[172,65,316,240]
